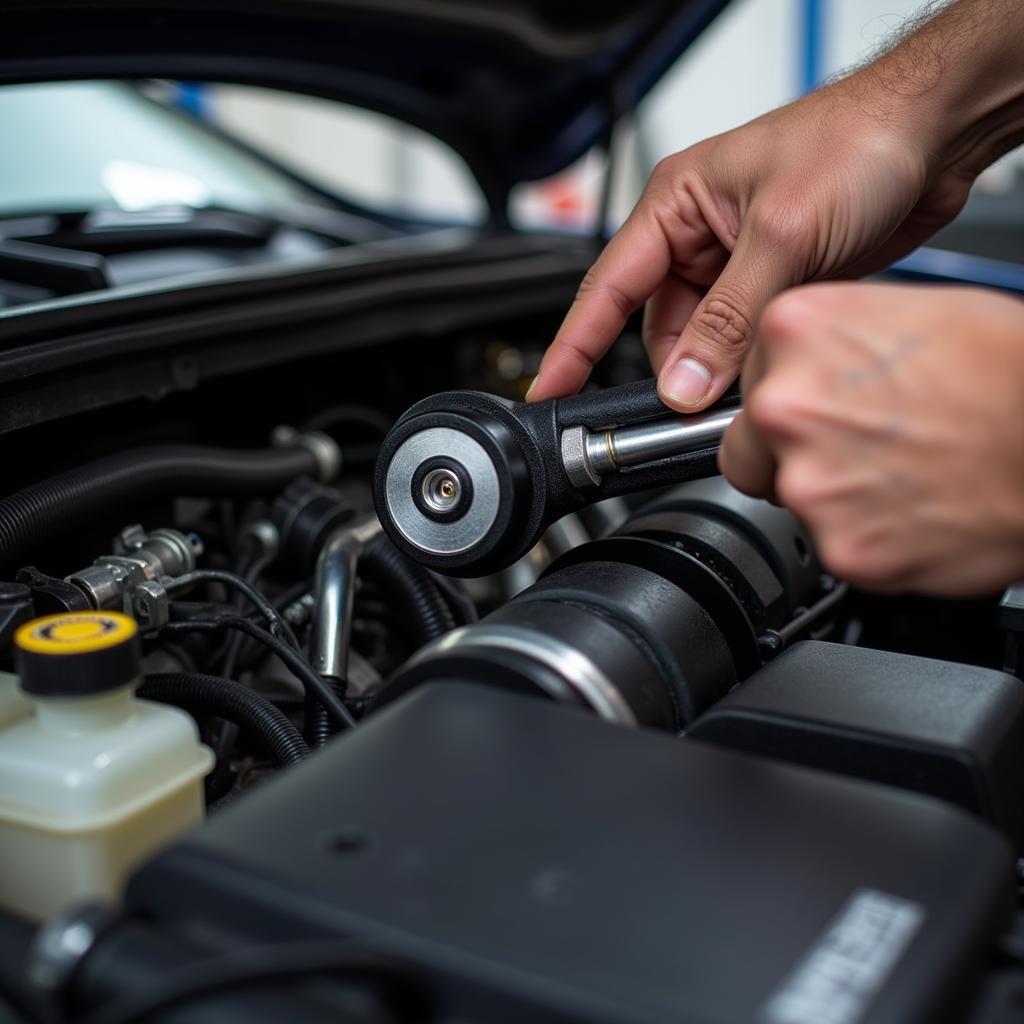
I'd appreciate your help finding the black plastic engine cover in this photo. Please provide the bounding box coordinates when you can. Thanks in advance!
[128,684,1015,1024]
[689,641,1024,847]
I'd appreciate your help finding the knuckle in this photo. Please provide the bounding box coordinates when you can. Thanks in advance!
[573,266,601,301]
[574,269,635,322]
[818,535,887,588]
[817,536,863,583]
[752,203,815,252]
[692,292,754,354]
[746,382,795,437]
[758,289,818,343]
[773,461,820,514]
[556,335,597,374]
[648,154,682,189]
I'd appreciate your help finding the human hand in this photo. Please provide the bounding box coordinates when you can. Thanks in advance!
[528,81,972,412]
[720,282,1024,596]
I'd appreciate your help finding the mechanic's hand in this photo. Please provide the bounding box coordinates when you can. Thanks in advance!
[527,81,970,412]
[720,282,1024,596]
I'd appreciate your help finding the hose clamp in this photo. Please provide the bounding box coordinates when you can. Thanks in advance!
[405,624,637,726]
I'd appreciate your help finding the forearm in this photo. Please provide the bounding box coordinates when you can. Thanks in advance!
[839,0,1024,180]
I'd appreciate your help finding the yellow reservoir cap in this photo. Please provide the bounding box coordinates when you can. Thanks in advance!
[15,612,138,656]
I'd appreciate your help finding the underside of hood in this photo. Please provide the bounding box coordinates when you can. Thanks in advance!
[0,0,733,218]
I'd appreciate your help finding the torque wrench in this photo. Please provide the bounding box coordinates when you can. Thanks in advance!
[373,378,739,576]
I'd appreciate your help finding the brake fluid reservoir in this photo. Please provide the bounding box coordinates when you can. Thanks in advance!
[0,671,32,727]
[0,612,213,921]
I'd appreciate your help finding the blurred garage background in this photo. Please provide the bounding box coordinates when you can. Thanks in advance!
[189,0,1022,260]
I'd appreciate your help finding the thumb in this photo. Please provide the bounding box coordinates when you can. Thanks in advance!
[657,231,800,411]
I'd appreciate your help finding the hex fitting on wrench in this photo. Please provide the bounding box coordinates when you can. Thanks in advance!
[374,378,739,577]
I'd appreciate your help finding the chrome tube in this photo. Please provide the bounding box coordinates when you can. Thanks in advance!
[562,406,739,488]
[605,407,739,470]
[309,517,381,682]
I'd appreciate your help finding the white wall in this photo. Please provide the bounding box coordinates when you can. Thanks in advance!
[641,0,797,160]
[209,0,1023,225]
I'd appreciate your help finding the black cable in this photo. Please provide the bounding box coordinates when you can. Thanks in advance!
[220,549,278,680]
[212,580,313,679]
[213,546,280,790]
[161,616,356,730]
[165,570,298,648]
[170,568,302,788]
[775,582,850,645]
[140,674,310,767]
[77,939,426,1024]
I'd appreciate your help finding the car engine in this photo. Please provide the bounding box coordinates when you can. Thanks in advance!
[0,316,1022,1024]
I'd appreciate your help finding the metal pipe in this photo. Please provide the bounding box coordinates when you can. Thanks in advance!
[309,517,381,683]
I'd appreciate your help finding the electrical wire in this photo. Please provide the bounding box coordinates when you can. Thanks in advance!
[212,547,281,786]
[165,569,299,648]
[77,938,426,1024]
[161,615,356,730]
[221,544,277,679]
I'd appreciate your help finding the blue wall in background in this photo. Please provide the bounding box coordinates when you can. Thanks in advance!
[800,0,825,93]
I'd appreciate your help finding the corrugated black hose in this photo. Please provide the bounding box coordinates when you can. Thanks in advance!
[0,444,318,572]
[139,673,310,768]
[359,532,455,646]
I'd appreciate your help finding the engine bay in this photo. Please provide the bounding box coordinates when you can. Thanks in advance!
[0,301,1023,1024]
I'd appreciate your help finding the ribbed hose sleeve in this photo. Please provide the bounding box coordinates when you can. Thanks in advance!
[360,533,455,645]
[140,673,310,767]
[0,444,317,571]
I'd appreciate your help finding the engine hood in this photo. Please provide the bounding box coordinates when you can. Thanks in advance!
[0,0,732,217]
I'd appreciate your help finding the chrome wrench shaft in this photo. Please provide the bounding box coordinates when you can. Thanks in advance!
[561,405,739,488]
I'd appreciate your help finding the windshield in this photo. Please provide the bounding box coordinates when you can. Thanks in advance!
[0,81,328,218]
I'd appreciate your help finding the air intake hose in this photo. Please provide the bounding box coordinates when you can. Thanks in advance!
[0,437,337,572]
[375,478,825,732]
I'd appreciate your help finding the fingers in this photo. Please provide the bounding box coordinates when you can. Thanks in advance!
[656,226,803,412]
[719,410,777,499]
[642,275,704,375]
[718,331,778,498]
[527,205,673,402]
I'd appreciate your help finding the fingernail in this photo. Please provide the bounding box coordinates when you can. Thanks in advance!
[661,357,713,407]
[525,376,539,401]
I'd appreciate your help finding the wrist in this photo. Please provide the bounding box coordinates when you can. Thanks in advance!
[831,0,1024,184]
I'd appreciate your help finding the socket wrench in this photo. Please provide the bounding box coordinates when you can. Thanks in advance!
[373,378,739,576]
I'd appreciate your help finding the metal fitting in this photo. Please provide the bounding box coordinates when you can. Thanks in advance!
[272,425,342,483]
[66,525,204,632]
[243,519,280,560]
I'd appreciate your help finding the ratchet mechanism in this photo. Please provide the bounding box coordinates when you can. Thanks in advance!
[373,378,739,576]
